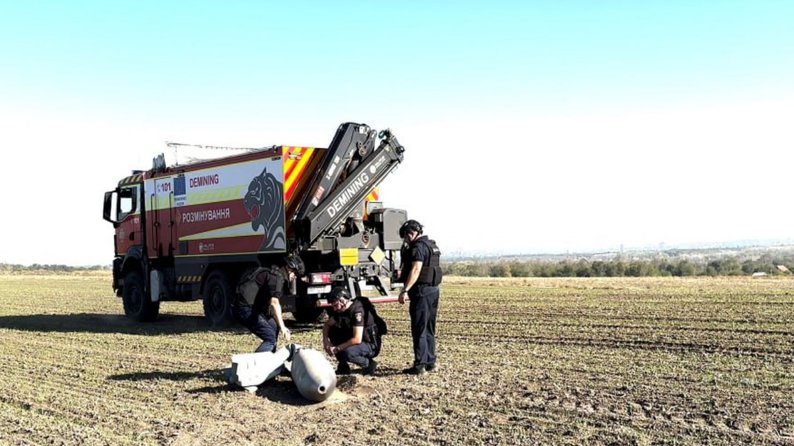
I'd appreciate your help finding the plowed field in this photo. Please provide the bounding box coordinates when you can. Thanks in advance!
[1,273,792,445]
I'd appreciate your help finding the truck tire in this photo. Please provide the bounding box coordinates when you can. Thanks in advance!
[203,271,234,327]
[122,270,160,322]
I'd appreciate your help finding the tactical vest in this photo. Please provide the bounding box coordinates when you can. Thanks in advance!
[416,237,443,286]
[329,299,385,356]
[236,266,286,312]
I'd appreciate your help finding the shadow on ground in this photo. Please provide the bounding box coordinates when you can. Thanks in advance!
[0,313,321,336]
[108,368,226,382]
[106,368,312,406]
[109,365,356,406]
[187,374,331,406]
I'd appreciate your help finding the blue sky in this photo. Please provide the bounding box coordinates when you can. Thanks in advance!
[1,2,793,264]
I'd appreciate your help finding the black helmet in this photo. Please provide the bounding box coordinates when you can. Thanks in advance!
[284,254,305,276]
[399,219,423,238]
[328,286,351,303]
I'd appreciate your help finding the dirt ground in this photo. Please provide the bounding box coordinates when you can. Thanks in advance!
[0,273,792,445]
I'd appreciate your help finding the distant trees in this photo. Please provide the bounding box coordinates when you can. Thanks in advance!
[3,254,793,279]
[508,261,532,277]
[442,255,794,278]
[0,263,110,273]
[674,260,697,276]
[488,263,510,278]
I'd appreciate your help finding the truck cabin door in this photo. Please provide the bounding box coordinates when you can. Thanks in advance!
[149,178,175,258]
[114,186,142,256]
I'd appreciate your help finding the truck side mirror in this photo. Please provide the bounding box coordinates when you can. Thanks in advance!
[103,190,118,223]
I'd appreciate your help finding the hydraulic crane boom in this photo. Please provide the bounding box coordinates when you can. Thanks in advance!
[294,123,377,220]
[295,127,404,248]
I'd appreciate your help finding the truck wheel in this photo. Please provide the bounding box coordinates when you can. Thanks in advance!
[203,271,234,327]
[122,270,160,322]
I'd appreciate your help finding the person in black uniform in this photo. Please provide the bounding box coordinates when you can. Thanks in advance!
[397,219,442,375]
[232,255,305,353]
[322,287,379,375]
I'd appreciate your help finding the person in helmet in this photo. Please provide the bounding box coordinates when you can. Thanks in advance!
[397,219,442,375]
[232,254,305,353]
[322,287,379,375]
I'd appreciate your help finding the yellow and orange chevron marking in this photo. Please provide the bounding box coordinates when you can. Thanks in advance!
[282,148,381,226]
[119,174,142,185]
[282,147,322,204]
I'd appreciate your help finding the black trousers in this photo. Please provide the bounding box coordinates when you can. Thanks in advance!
[329,328,376,367]
[408,285,439,367]
[231,302,279,353]
[336,343,376,368]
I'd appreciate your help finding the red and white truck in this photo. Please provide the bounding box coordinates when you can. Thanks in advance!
[103,123,408,324]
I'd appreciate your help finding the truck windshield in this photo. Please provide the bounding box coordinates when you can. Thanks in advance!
[118,187,137,220]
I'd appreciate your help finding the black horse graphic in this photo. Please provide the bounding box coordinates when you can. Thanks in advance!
[243,168,286,250]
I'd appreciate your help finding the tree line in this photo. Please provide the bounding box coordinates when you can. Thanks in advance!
[3,253,793,278]
[0,263,111,272]
[443,255,794,278]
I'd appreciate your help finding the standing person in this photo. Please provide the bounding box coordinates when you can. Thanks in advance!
[397,219,442,375]
[322,287,380,375]
[232,255,305,353]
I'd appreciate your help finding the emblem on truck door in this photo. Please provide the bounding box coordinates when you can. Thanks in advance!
[243,168,286,250]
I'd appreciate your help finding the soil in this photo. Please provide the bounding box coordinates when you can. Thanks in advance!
[0,274,792,445]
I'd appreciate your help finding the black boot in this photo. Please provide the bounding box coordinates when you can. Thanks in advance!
[402,364,425,375]
[363,359,378,376]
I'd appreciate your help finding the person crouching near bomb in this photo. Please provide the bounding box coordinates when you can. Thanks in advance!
[322,287,381,375]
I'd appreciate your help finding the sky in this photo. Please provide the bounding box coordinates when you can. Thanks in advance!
[1,1,793,265]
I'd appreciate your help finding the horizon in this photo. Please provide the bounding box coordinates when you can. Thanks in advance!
[434,237,794,260]
[4,237,794,268]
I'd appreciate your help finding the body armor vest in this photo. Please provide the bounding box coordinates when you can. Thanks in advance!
[416,237,443,286]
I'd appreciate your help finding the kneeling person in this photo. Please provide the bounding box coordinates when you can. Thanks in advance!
[232,255,304,353]
[323,287,379,375]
